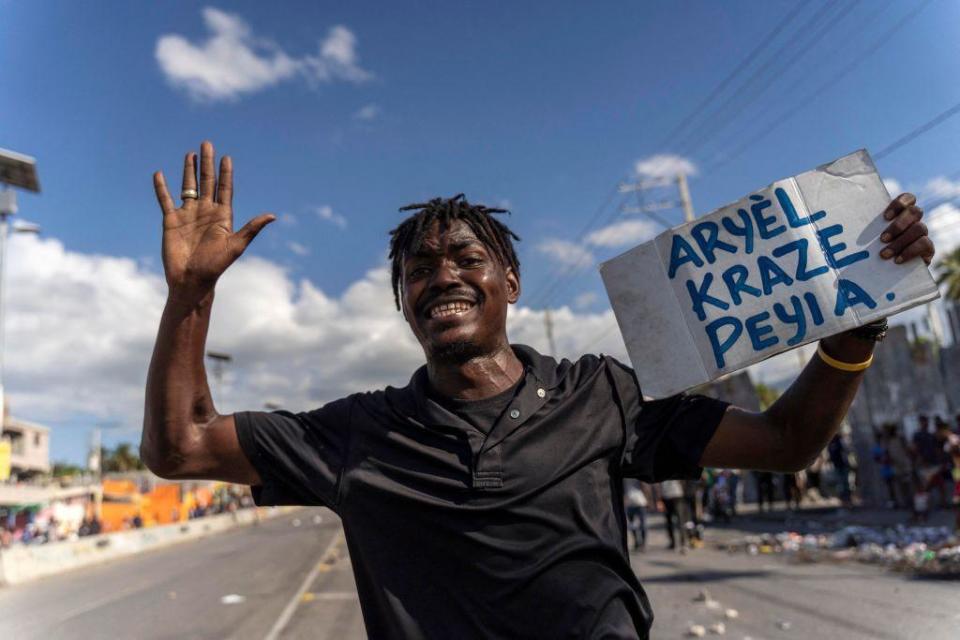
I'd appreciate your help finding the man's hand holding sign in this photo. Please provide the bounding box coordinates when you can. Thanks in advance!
[602,150,937,473]
[143,143,937,638]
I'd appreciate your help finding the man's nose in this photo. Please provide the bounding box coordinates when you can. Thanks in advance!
[428,260,462,290]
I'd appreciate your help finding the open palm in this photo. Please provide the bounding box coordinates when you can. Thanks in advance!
[153,141,274,292]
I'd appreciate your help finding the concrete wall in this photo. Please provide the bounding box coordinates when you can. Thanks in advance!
[0,507,298,586]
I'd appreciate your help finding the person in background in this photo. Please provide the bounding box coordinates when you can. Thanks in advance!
[828,433,852,506]
[754,471,776,513]
[914,415,949,509]
[623,479,647,552]
[781,472,803,511]
[884,423,914,510]
[942,428,960,531]
[934,419,956,510]
[659,480,689,552]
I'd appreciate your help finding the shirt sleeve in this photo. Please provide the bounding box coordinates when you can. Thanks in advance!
[604,357,729,483]
[234,396,354,510]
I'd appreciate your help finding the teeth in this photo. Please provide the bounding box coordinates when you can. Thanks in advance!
[430,301,474,318]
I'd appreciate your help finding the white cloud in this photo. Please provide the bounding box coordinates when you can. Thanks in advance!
[287,241,310,256]
[882,178,902,197]
[585,219,658,248]
[923,176,960,201]
[2,233,637,459]
[634,154,697,180]
[353,103,380,121]
[315,205,347,229]
[535,239,594,269]
[307,25,373,84]
[573,291,599,309]
[928,202,960,257]
[155,8,372,102]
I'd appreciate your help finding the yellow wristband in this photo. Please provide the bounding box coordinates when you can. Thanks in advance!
[816,343,873,372]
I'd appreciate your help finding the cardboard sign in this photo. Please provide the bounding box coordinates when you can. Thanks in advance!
[599,150,939,398]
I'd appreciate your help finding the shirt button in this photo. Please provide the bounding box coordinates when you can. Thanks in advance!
[509,409,521,419]
[537,388,546,398]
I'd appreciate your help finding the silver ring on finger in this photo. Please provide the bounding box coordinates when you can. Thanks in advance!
[181,189,199,200]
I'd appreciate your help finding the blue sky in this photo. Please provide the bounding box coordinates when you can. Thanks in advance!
[3,0,960,464]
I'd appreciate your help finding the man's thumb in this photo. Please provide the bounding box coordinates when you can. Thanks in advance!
[233,213,276,251]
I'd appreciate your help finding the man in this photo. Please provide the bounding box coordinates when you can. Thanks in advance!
[141,142,935,639]
[912,414,947,507]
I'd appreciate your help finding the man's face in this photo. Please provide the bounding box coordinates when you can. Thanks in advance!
[400,219,519,360]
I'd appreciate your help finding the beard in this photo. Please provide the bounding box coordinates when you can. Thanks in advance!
[430,339,487,363]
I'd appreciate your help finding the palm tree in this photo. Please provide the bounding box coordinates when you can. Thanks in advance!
[936,246,960,301]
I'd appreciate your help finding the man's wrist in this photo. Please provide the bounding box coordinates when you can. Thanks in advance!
[820,331,876,365]
[167,285,215,312]
[847,318,888,342]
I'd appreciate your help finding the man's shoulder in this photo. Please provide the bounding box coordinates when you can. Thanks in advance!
[512,344,631,390]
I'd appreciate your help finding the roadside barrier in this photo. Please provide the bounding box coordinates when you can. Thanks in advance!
[0,507,297,586]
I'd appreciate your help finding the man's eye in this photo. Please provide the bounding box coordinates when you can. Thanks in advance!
[409,266,431,278]
[460,257,483,267]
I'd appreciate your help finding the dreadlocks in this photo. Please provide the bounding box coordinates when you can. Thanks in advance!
[388,194,521,310]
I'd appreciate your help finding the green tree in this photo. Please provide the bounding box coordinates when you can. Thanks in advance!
[936,246,960,301]
[101,443,146,473]
[52,462,86,477]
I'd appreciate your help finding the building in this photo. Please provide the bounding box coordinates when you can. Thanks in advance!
[1,415,51,480]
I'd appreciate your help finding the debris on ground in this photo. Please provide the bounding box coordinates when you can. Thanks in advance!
[715,525,960,577]
[686,623,706,637]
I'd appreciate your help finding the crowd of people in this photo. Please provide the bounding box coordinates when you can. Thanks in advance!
[0,484,258,549]
[873,413,960,527]
[623,414,960,552]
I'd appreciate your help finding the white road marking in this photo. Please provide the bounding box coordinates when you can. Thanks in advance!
[263,528,345,640]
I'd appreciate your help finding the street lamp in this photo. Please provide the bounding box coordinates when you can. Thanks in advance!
[0,147,41,426]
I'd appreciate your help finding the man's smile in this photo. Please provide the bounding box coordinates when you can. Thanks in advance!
[427,300,476,320]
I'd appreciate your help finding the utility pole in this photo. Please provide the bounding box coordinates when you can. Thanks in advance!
[544,309,557,357]
[0,148,41,427]
[676,172,695,223]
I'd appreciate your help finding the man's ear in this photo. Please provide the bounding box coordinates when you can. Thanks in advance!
[505,267,521,304]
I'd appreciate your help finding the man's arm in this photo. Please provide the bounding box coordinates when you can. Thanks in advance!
[140,141,274,482]
[700,193,935,473]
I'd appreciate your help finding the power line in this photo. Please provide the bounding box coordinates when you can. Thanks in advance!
[874,98,960,160]
[705,0,935,172]
[703,0,894,163]
[523,183,623,308]
[674,1,851,157]
[649,0,808,153]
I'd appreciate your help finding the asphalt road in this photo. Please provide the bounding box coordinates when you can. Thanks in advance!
[2,509,957,639]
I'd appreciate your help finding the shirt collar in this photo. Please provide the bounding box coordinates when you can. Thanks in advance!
[405,344,559,428]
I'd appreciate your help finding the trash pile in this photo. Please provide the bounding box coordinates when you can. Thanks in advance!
[715,525,960,576]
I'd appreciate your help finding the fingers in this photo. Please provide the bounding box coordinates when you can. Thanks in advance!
[199,140,216,201]
[230,213,276,255]
[883,192,917,221]
[898,236,935,265]
[880,204,923,243]
[153,171,175,215]
[881,221,927,261]
[181,152,197,204]
[878,192,936,265]
[217,156,233,206]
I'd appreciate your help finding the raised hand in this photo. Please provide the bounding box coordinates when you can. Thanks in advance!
[153,141,275,296]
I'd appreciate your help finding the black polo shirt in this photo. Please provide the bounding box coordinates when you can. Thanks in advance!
[235,345,728,639]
